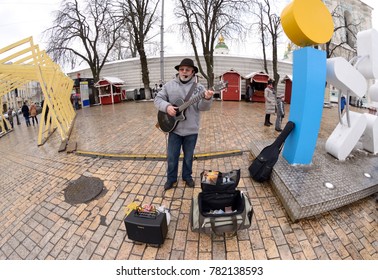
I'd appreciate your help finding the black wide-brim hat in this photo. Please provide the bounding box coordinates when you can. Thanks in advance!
[174,58,199,73]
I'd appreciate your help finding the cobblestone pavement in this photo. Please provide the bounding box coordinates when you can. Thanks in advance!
[0,100,376,260]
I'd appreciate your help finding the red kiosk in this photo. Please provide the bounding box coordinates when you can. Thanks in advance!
[220,69,242,101]
[95,77,126,105]
[245,72,269,102]
[281,75,292,104]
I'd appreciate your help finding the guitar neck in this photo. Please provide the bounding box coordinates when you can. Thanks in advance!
[176,81,226,113]
[177,91,205,112]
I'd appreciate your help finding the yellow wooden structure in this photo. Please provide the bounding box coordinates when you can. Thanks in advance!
[0,37,75,146]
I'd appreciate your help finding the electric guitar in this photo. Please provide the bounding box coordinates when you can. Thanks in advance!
[157,81,228,133]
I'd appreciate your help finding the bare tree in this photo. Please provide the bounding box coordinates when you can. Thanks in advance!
[175,0,250,87]
[118,0,161,100]
[43,0,125,103]
[252,0,282,89]
[253,0,269,74]
[108,23,137,61]
[324,5,361,60]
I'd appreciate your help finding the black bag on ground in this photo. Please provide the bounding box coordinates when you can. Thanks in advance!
[200,190,239,211]
[200,169,241,211]
[190,190,253,236]
[249,121,295,182]
[190,169,253,236]
[200,169,240,193]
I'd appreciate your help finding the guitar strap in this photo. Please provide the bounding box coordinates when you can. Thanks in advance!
[184,81,198,102]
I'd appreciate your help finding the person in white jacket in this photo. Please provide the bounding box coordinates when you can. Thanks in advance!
[264,79,276,127]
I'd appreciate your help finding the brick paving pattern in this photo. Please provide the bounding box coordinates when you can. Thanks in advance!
[0,100,376,260]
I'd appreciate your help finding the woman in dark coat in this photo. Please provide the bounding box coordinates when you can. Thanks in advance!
[21,101,31,127]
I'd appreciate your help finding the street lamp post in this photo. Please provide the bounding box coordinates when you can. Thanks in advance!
[160,0,165,84]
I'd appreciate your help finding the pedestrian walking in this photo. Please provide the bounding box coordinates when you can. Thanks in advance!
[340,95,346,113]
[21,101,31,127]
[275,92,285,132]
[7,107,14,129]
[29,102,39,126]
[245,84,252,102]
[73,94,79,110]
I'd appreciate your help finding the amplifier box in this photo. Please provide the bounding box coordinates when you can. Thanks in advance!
[124,210,168,245]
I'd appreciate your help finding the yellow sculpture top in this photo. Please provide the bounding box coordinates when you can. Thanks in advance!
[219,34,224,43]
[281,0,334,47]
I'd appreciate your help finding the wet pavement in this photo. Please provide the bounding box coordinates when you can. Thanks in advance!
[0,100,376,260]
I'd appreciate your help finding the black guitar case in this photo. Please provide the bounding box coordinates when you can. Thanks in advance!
[249,121,295,182]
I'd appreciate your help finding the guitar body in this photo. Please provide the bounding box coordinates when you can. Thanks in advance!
[157,81,228,133]
[157,99,186,133]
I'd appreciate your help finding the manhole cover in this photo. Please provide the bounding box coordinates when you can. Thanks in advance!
[64,175,104,204]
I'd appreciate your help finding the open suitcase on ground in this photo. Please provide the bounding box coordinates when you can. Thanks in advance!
[190,169,253,236]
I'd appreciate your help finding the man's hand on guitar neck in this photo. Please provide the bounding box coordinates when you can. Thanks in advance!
[204,89,214,100]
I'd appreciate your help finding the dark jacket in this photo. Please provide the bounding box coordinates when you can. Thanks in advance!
[154,76,211,136]
[21,104,30,117]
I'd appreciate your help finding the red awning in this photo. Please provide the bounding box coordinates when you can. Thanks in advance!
[252,76,268,83]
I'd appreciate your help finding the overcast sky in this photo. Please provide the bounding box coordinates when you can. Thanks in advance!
[0,0,377,66]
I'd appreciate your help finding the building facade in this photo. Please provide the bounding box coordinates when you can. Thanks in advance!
[67,55,293,101]
[1,81,42,113]
[322,0,373,60]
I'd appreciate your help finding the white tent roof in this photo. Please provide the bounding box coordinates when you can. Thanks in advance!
[281,74,292,82]
[244,71,269,79]
[101,76,125,84]
[94,76,126,87]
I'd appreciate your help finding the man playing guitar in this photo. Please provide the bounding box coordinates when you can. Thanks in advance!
[154,58,214,190]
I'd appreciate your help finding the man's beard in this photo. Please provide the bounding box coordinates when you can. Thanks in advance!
[180,74,193,83]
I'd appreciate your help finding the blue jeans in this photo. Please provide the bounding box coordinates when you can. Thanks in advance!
[24,115,30,126]
[167,132,198,184]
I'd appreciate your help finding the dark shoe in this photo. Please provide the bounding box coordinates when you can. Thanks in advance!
[275,128,283,132]
[269,122,273,125]
[184,179,195,188]
[264,122,271,126]
[164,181,177,190]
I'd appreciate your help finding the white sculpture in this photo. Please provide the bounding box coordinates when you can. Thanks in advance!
[326,28,378,159]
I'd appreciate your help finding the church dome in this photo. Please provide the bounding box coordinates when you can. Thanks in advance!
[215,34,229,54]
